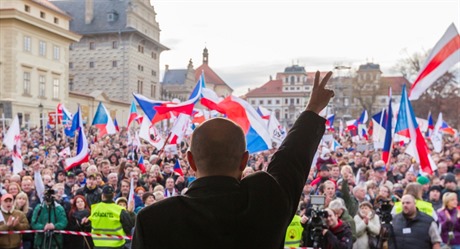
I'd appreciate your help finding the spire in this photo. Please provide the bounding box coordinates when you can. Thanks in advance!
[203,47,208,65]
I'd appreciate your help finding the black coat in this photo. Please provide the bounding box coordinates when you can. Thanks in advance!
[63,210,93,249]
[132,111,325,249]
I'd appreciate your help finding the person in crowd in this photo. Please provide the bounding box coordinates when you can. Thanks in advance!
[393,182,437,219]
[164,177,180,197]
[114,179,142,208]
[329,198,356,242]
[64,195,93,249]
[75,173,102,206]
[0,194,30,249]
[284,214,304,248]
[134,192,156,214]
[133,71,333,248]
[89,185,134,249]
[7,182,21,199]
[21,176,40,211]
[64,172,76,199]
[106,172,119,193]
[442,173,460,202]
[31,187,68,249]
[353,201,380,249]
[307,207,353,249]
[437,192,460,249]
[390,194,441,249]
[428,185,443,211]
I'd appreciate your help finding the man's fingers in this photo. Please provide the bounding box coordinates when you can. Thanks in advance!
[314,71,320,88]
[319,71,333,89]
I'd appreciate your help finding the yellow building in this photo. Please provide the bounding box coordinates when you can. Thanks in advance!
[0,0,80,127]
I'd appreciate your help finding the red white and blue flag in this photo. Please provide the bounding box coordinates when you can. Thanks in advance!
[382,88,393,165]
[57,103,73,125]
[65,112,89,171]
[395,85,436,174]
[325,114,335,131]
[133,93,170,124]
[155,73,206,116]
[137,155,146,174]
[92,102,117,137]
[174,160,184,176]
[425,112,434,137]
[409,23,460,100]
[127,101,140,128]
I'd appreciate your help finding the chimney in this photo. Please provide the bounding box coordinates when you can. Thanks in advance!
[85,0,94,24]
[165,64,169,71]
[269,75,272,81]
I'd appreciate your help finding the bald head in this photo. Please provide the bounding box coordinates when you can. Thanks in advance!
[188,118,248,178]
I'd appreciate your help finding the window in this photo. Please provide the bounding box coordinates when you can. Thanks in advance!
[69,43,74,51]
[54,17,59,24]
[290,76,295,85]
[53,46,60,60]
[276,100,280,104]
[53,79,59,99]
[40,11,45,18]
[151,70,156,76]
[290,98,294,104]
[285,77,288,83]
[137,80,143,94]
[138,65,143,71]
[39,75,46,97]
[107,12,118,22]
[112,61,117,67]
[285,99,288,104]
[259,100,263,105]
[151,84,156,97]
[89,42,95,50]
[24,5,30,12]
[138,45,144,53]
[268,100,272,105]
[69,62,73,69]
[24,36,31,52]
[251,100,255,105]
[296,98,300,104]
[39,41,46,56]
[89,62,94,68]
[69,78,74,91]
[112,41,118,49]
[23,72,31,94]
[151,52,157,59]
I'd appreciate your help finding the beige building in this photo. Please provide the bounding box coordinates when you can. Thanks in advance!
[53,0,168,104]
[0,0,81,127]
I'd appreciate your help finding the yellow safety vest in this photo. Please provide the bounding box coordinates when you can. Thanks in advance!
[394,199,434,217]
[284,215,304,247]
[89,202,126,248]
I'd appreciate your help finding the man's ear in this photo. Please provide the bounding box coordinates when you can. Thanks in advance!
[239,151,249,172]
[187,151,197,172]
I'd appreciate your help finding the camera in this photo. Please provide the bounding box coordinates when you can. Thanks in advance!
[376,198,393,224]
[44,188,55,204]
[308,195,328,248]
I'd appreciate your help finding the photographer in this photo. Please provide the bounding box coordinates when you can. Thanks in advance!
[321,208,353,249]
[31,188,68,249]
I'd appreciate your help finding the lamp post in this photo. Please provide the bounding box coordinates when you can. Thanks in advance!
[38,103,45,144]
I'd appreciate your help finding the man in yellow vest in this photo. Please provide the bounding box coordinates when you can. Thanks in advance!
[88,185,134,249]
[284,214,304,247]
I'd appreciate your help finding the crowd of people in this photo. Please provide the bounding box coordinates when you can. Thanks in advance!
[0,109,459,249]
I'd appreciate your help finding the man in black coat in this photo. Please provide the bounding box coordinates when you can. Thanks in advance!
[132,71,334,249]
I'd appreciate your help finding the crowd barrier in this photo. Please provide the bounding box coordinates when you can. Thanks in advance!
[0,229,132,240]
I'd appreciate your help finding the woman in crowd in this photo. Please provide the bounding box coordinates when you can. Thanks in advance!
[437,192,460,249]
[353,201,380,249]
[64,195,93,249]
[14,192,34,249]
[7,182,21,199]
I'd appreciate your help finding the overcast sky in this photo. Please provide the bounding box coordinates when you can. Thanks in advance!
[152,0,460,95]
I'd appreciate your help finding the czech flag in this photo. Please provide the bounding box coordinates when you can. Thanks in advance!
[326,114,335,131]
[155,73,205,115]
[395,85,436,174]
[441,121,456,136]
[133,93,170,124]
[92,102,117,137]
[65,125,89,171]
[409,23,460,100]
[113,118,120,132]
[127,101,140,128]
[137,155,146,174]
[174,160,184,176]
[65,105,82,137]
[382,88,393,164]
[425,112,434,137]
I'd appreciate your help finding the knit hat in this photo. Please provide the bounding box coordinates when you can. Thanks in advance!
[429,185,442,193]
[417,175,430,185]
[115,197,128,205]
[444,173,456,183]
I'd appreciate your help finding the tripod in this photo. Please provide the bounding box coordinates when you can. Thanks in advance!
[376,221,397,249]
[35,201,61,249]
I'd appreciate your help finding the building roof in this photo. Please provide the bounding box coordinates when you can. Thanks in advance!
[33,0,68,16]
[284,65,306,73]
[52,0,132,34]
[195,63,233,90]
[162,69,188,85]
[358,63,381,71]
[380,76,410,95]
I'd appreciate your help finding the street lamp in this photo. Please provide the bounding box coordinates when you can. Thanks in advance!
[38,103,45,144]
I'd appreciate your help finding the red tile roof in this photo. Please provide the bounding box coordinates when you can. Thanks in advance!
[380,76,410,94]
[244,79,283,98]
[195,63,232,90]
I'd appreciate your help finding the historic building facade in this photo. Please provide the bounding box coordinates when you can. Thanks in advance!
[53,0,168,104]
[0,0,81,127]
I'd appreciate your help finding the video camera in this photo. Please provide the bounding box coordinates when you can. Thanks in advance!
[376,198,393,224]
[44,188,55,204]
[308,195,328,248]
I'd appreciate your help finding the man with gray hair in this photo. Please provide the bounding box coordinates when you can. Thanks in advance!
[329,198,356,242]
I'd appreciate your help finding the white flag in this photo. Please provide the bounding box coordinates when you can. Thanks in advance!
[139,115,165,150]
[168,113,190,145]
[3,116,23,174]
[431,112,443,153]
[268,114,285,146]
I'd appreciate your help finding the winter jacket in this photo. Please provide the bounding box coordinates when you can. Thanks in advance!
[0,209,30,249]
[437,207,460,246]
[353,209,381,249]
[322,219,353,249]
[31,202,68,249]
